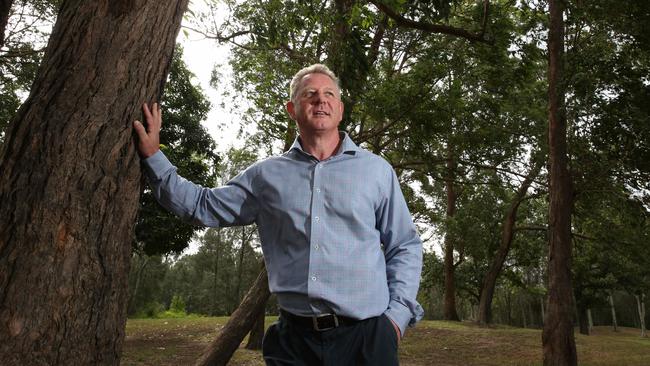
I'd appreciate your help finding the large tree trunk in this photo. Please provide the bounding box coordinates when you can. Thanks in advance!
[478,158,542,325]
[542,0,577,365]
[196,266,271,366]
[0,1,188,365]
[443,145,460,321]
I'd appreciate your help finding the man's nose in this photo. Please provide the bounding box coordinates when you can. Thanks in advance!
[312,91,326,103]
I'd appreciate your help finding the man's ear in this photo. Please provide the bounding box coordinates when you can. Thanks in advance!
[286,100,296,120]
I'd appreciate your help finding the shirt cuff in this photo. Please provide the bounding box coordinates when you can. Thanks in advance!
[142,150,174,181]
[384,300,412,337]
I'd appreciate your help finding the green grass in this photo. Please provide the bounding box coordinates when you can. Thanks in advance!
[122,317,650,366]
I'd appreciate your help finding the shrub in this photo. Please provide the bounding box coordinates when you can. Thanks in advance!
[169,295,187,314]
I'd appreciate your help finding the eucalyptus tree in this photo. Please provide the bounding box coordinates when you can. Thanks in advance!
[0,1,189,364]
[555,0,650,340]
[543,0,578,363]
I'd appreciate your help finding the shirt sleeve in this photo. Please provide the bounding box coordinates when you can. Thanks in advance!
[376,166,425,336]
[142,150,259,227]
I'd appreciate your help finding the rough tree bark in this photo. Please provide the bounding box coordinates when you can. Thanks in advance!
[196,267,271,366]
[0,1,188,365]
[478,157,542,325]
[542,0,578,364]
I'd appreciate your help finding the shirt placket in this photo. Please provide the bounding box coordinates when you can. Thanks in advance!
[307,160,325,311]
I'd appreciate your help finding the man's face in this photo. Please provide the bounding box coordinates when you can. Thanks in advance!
[287,73,344,136]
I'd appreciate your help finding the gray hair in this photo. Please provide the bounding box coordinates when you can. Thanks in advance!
[289,64,341,102]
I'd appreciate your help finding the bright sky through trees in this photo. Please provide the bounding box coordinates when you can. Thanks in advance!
[179,24,244,155]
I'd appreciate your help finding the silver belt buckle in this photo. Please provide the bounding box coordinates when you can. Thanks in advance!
[312,313,338,331]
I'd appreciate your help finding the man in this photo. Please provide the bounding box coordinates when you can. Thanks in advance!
[133,64,423,365]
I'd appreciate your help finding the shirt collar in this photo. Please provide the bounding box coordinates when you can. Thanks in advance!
[289,131,360,157]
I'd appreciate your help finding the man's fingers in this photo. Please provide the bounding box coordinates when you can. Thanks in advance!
[133,104,161,158]
[155,103,162,125]
[142,102,154,125]
[153,102,162,129]
[133,120,148,140]
[143,102,162,131]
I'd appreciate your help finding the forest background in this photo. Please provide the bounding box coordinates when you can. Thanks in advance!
[0,0,648,363]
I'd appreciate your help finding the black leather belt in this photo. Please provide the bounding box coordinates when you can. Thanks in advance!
[280,309,359,331]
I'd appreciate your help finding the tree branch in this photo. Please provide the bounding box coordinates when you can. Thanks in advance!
[367,0,493,44]
[182,25,249,43]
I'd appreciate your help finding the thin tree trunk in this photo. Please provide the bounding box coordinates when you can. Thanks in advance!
[541,297,545,325]
[636,294,647,337]
[522,304,528,329]
[443,144,460,321]
[505,290,512,325]
[587,308,593,334]
[212,236,221,316]
[478,158,542,325]
[542,0,577,364]
[128,255,150,316]
[577,304,589,335]
[528,300,536,328]
[245,310,265,350]
[0,1,188,364]
[609,294,618,332]
[235,227,251,303]
[196,265,271,366]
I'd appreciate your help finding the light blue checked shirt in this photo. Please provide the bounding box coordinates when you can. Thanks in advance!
[142,132,424,335]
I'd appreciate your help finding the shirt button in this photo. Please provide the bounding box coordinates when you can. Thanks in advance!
[315,188,321,193]
[314,216,320,222]
[311,275,317,281]
[314,244,320,250]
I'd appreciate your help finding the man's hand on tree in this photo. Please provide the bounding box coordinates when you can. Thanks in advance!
[133,102,162,158]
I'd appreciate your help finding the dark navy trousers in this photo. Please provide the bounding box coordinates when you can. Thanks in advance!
[262,313,399,366]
